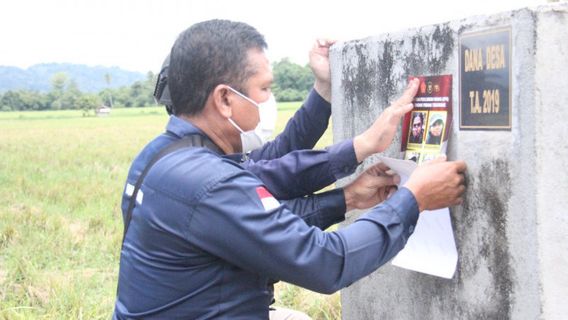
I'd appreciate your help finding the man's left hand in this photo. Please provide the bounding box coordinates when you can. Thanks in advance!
[310,39,336,103]
[344,162,400,211]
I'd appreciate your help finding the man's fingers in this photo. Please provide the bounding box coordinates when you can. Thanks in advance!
[361,173,396,189]
[389,78,419,115]
[452,197,464,206]
[392,174,401,185]
[366,163,399,184]
[398,78,420,103]
[372,175,398,188]
[373,162,390,173]
[313,39,336,51]
[454,173,465,186]
[391,79,419,114]
[427,155,447,164]
[388,102,414,120]
[386,186,398,199]
[456,184,466,195]
[316,38,336,47]
[453,160,467,173]
[399,103,414,115]
[364,162,390,176]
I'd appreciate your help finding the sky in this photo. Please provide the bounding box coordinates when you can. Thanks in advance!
[0,0,547,74]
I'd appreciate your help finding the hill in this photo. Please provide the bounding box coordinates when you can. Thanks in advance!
[0,63,147,93]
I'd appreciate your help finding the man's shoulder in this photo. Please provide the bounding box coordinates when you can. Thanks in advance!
[144,147,246,201]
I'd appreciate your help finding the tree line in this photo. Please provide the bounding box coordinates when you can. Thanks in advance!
[0,71,157,112]
[0,58,314,112]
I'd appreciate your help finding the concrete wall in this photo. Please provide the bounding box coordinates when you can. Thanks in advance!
[330,3,568,319]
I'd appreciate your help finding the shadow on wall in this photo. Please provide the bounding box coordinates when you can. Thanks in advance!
[455,158,513,319]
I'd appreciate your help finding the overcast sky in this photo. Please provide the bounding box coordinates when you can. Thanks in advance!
[0,0,546,73]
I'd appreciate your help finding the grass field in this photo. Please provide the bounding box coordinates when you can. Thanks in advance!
[0,103,338,319]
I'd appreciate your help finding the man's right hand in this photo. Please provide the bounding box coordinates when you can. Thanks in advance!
[404,156,467,212]
[353,78,420,162]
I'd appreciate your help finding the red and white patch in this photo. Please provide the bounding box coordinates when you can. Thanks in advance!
[256,187,280,211]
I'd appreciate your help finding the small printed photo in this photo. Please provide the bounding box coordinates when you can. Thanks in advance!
[405,151,421,163]
[407,111,427,145]
[425,111,446,146]
[420,152,439,163]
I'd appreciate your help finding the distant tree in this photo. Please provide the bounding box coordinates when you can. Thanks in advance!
[0,91,23,111]
[62,79,81,109]
[0,93,6,111]
[272,58,314,102]
[127,71,157,107]
[50,72,68,94]
[0,90,48,111]
[104,73,114,107]
[19,90,49,111]
[49,72,69,110]
[76,93,101,117]
[113,87,131,107]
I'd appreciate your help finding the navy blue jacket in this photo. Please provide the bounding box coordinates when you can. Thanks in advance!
[114,90,419,319]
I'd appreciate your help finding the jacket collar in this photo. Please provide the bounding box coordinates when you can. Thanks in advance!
[165,115,236,157]
[165,115,206,138]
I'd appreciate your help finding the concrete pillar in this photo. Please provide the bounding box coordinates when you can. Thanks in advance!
[330,3,568,319]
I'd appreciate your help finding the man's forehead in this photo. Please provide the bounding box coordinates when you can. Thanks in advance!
[246,49,273,82]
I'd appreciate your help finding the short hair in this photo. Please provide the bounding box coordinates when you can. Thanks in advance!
[168,19,267,116]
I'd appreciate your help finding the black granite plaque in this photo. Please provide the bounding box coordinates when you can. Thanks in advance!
[460,28,511,130]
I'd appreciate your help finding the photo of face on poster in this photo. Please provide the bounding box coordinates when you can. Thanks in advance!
[408,111,426,145]
[405,151,421,163]
[425,112,446,146]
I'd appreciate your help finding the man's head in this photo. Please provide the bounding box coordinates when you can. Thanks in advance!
[411,112,424,138]
[168,19,268,116]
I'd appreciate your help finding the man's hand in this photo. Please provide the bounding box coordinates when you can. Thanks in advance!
[404,156,467,212]
[309,39,336,103]
[344,162,400,211]
[353,78,420,162]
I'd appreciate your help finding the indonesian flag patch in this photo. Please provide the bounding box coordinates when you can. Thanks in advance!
[256,187,280,211]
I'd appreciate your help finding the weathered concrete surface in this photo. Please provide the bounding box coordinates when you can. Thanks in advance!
[330,3,568,319]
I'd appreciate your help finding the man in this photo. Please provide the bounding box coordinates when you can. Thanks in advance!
[409,111,425,144]
[114,19,466,319]
[152,39,401,320]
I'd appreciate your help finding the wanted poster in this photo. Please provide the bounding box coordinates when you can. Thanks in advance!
[401,75,452,163]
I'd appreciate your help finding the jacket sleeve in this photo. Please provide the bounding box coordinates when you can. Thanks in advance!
[187,170,419,294]
[248,89,331,161]
[244,139,358,199]
[280,188,346,230]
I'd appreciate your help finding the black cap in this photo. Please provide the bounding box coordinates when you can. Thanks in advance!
[153,54,174,115]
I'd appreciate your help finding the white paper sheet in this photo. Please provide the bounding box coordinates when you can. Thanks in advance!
[378,156,458,279]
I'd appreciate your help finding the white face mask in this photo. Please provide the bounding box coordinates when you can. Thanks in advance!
[227,87,278,153]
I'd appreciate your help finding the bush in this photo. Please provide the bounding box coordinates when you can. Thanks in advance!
[275,88,308,102]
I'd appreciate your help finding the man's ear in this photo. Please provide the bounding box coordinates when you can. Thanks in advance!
[211,85,233,119]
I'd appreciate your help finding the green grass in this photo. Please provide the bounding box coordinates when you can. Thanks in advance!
[0,103,338,319]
